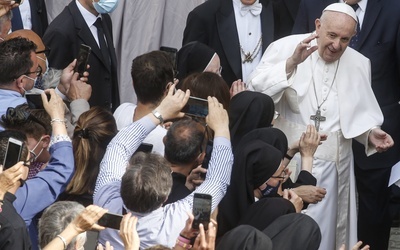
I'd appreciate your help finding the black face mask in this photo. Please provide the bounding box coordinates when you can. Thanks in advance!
[259,181,281,197]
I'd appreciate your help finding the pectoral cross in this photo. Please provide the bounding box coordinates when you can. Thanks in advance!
[243,52,253,64]
[310,109,326,132]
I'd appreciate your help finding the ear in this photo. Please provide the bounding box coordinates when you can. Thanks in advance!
[15,76,25,91]
[315,19,321,34]
[162,135,167,146]
[196,152,206,165]
[41,135,51,149]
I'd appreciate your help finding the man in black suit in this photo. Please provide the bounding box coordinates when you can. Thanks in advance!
[43,0,119,111]
[183,0,275,86]
[11,0,48,37]
[293,0,400,249]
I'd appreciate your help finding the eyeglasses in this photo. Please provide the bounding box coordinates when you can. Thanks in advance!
[5,107,48,132]
[271,169,287,180]
[35,48,51,55]
[23,65,43,77]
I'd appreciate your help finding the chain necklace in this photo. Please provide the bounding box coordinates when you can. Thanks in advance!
[310,59,340,131]
[240,36,262,64]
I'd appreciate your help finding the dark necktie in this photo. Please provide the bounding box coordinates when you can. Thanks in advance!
[11,7,24,31]
[93,18,110,65]
[349,4,360,48]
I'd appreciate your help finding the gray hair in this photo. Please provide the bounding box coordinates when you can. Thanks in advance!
[39,201,86,250]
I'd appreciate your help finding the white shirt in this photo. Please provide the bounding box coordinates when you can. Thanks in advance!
[340,0,368,29]
[232,0,262,83]
[19,0,32,30]
[76,0,101,47]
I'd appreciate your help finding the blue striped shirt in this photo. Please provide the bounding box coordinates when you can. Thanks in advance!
[94,116,233,249]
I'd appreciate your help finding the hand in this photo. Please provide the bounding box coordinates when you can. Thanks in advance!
[179,212,199,240]
[282,189,303,213]
[186,166,207,191]
[0,162,24,192]
[155,83,190,121]
[299,125,320,158]
[339,241,370,250]
[192,220,217,250]
[67,72,92,101]
[97,241,114,250]
[291,185,326,204]
[119,213,140,250]
[206,97,229,139]
[286,33,318,74]
[42,89,65,119]
[58,59,89,95]
[70,205,108,234]
[368,128,394,153]
[230,79,247,99]
[0,0,18,17]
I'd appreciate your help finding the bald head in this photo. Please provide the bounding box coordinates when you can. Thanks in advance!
[5,29,47,73]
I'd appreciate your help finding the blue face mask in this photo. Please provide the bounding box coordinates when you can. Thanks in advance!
[93,0,119,14]
[259,181,281,197]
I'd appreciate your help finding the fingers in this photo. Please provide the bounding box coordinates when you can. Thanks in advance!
[282,189,289,199]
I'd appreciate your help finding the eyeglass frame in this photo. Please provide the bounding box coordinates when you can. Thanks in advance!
[23,65,43,78]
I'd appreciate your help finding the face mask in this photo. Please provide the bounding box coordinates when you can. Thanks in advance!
[36,56,49,76]
[21,76,37,96]
[93,0,119,14]
[29,137,44,162]
[259,181,281,197]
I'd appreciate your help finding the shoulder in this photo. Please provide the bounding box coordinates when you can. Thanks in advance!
[343,47,370,64]
[113,103,136,130]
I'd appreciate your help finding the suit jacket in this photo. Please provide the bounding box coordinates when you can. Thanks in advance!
[43,1,119,111]
[271,0,301,39]
[29,0,48,37]
[292,0,400,169]
[183,0,275,86]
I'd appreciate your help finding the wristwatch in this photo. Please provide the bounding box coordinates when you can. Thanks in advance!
[151,110,164,125]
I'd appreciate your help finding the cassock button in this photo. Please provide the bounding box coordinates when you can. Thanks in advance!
[323,107,327,111]
[324,78,328,82]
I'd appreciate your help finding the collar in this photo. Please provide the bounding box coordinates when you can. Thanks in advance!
[0,88,23,97]
[340,0,368,12]
[76,0,101,28]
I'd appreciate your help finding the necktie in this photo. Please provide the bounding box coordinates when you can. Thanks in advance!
[11,7,24,31]
[349,4,360,48]
[240,2,262,16]
[93,18,110,65]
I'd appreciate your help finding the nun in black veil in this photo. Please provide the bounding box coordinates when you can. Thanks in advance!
[229,91,275,149]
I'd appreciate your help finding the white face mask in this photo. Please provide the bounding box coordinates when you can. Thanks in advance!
[92,0,120,14]
[22,75,37,95]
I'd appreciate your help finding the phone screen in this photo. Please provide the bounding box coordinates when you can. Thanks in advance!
[182,96,208,117]
[74,44,91,77]
[192,193,212,230]
[97,212,123,230]
[3,138,23,170]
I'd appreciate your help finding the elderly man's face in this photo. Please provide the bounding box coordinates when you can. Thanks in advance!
[315,12,356,63]
[240,0,257,5]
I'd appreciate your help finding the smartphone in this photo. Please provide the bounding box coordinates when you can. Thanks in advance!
[2,137,23,170]
[74,44,91,77]
[192,193,212,230]
[182,96,208,117]
[200,141,213,179]
[97,212,123,230]
[160,46,178,71]
[26,93,51,109]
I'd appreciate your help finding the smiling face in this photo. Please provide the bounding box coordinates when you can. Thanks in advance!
[315,11,357,63]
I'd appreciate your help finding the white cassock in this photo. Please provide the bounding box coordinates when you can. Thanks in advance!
[248,33,383,250]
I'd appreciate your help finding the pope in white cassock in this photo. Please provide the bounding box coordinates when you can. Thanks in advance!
[248,3,394,250]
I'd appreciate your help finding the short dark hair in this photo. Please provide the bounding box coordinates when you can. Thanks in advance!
[131,51,174,105]
[1,104,52,140]
[0,37,37,85]
[164,119,206,165]
[180,72,230,110]
[121,152,172,213]
[0,130,29,170]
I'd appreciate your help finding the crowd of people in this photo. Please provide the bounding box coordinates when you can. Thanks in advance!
[0,0,399,249]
